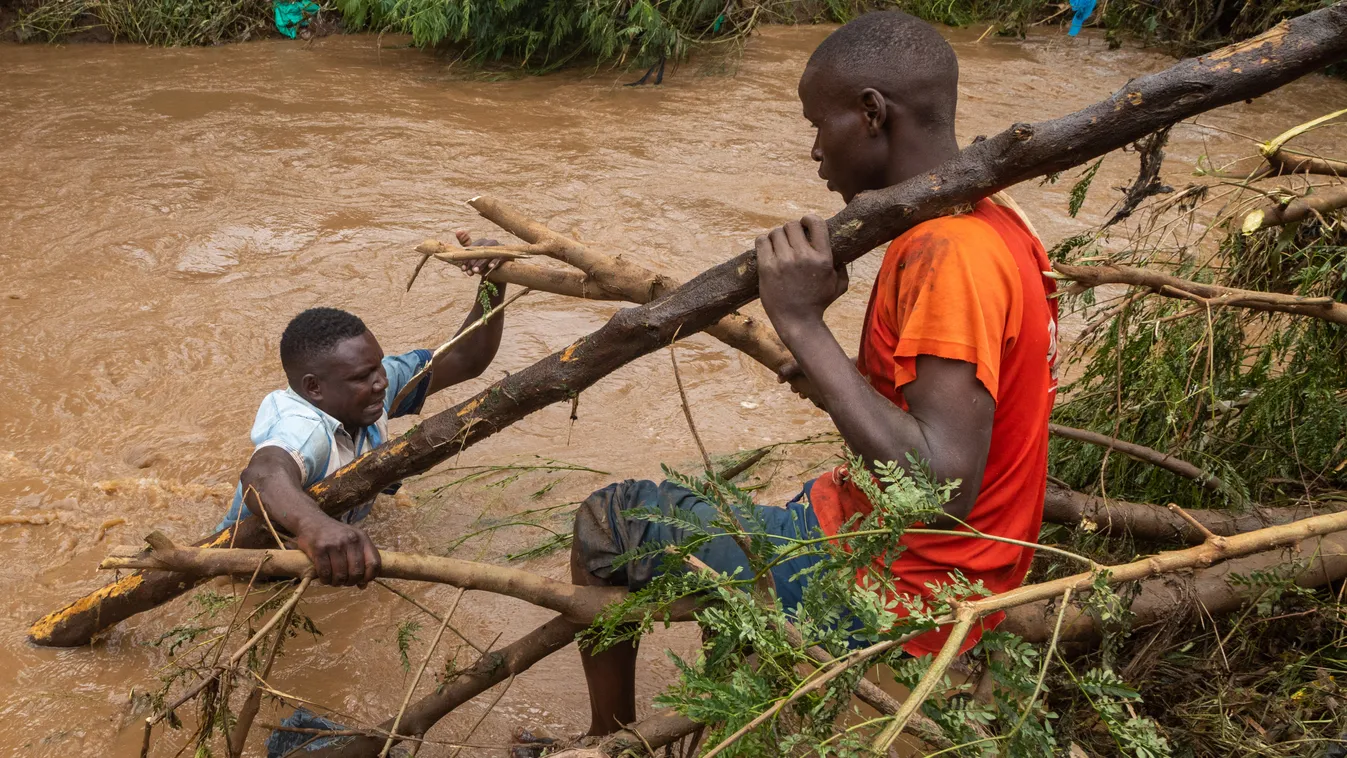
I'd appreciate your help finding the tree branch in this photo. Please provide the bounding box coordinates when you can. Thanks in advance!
[1242,183,1347,231]
[1048,423,1225,491]
[1054,262,1347,324]
[467,195,819,403]
[1041,484,1336,544]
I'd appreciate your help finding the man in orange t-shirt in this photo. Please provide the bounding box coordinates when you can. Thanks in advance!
[757,11,1058,656]
[567,10,1057,737]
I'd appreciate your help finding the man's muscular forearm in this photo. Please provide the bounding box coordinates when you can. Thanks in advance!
[778,321,931,468]
[240,448,328,536]
[239,447,380,586]
[778,322,991,521]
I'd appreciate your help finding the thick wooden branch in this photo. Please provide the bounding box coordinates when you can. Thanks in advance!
[1041,484,1335,544]
[1242,183,1347,231]
[30,3,1347,648]
[467,196,820,403]
[1049,423,1224,491]
[489,260,624,301]
[1055,262,1347,324]
[1254,148,1347,178]
[1003,516,1347,643]
[100,534,698,624]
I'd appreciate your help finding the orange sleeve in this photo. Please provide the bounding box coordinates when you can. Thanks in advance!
[883,217,1022,402]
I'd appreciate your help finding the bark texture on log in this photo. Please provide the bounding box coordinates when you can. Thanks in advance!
[1042,485,1335,544]
[30,3,1347,647]
[1055,262,1347,324]
[1002,527,1347,643]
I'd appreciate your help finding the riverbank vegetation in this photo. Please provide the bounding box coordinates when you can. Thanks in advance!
[3,0,1343,74]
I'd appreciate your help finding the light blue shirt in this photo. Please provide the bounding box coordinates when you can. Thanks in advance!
[217,349,433,531]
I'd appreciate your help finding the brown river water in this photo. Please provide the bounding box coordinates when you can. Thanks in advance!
[1,25,1344,757]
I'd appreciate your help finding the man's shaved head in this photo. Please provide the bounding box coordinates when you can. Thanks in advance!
[799,11,961,202]
[806,10,958,132]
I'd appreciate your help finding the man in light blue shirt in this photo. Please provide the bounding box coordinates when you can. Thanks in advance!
[225,245,506,586]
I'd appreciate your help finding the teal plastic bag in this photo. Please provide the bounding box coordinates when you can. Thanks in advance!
[274,0,320,39]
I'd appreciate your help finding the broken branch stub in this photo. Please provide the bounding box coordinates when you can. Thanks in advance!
[30,3,1347,647]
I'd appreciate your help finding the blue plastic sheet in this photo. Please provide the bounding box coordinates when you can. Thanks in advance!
[266,708,350,755]
[1069,0,1097,36]
[274,0,320,39]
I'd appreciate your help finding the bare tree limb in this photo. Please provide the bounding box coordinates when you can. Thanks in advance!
[1041,484,1336,543]
[1242,183,1347,231]
[467,195,820,403]
[1048,423,1225,491]
[1054,262,1347,324]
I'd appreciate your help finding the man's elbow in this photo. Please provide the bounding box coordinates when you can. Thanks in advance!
[939,463,985,522]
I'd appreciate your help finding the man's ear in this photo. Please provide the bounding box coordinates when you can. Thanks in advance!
[860,88,888,135]
[300,373,323,403]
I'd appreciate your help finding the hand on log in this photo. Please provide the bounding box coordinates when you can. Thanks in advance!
[31,2,1347,647]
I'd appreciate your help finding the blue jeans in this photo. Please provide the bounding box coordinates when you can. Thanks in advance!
[571,478,825,615]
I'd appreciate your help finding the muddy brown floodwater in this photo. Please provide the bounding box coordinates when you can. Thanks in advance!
[1,24,1344,757]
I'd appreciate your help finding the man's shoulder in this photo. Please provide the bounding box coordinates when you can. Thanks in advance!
[250,390,331,445]
[894,208,1011,255]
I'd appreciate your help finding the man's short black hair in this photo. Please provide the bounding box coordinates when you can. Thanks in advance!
[280,307,368,372]
[807,10,959,132]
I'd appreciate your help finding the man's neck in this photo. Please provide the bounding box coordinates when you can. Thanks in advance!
[888,132,960,186]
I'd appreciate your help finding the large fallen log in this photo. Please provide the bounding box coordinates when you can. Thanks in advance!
[29,3,1347,648]
[1041,485,1335,544]
[1002,523,1347,644]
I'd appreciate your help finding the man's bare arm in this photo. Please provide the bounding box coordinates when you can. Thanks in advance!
[239,446,380,586]
[773,321,993,520]
[757,215,995,521]
[425,237,507,397]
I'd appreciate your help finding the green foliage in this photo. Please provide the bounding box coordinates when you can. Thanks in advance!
[579,453,1163,756]
[1051,215,1347,510]
[396,618,422,671]
[1076,667,1172,758]
[332,0,734,70]
[7,0,272,44]
[1068,159,1104,218]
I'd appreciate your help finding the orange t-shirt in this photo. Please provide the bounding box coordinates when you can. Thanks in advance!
[809,196,1059,657]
